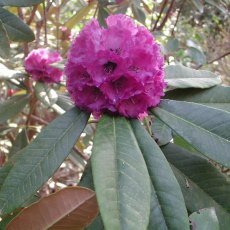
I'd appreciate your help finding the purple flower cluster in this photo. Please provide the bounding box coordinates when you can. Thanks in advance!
[65,14,165,118]
[24,48,63,84]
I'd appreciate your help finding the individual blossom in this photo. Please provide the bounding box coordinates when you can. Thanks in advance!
[24,48,63,83]
[65,14,166,118]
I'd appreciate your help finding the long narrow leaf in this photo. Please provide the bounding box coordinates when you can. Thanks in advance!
[0,107,89,215]
[152,100,230,168]
[130,120,189,230]
[91,115,151,230]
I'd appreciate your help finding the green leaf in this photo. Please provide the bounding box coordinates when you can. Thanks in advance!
[170,166,230,229]
[0,95,29,123]
[130,120,189,230]
[0,19,9,58]
[91,115,151,230]
[64,1,96,29]
[151,117,172,146]
[0,63,27,80]
[152,100,230,168]
[35,82,58,107]
[0,0,43,7]
[165,85,230,113]
[165,65,221,90]
[187,47,206,65]
[189,208,219,230]
[131,2,146,25]
[97,6,109,27]
[164,38,179,54]
[9,129,28,158]
[56,94,74,111]
[86,215,104,230]
[0,8,34,42]
[162,143,230,212]
[0,107,89,215]
[190,0,204,13]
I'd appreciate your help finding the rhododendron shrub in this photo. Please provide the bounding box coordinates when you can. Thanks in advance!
[24,48,63,83]
[65,14,166,118]
[0,1,230,229]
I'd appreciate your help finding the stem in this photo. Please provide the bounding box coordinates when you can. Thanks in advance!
[27,5,39,25]
[196,51,230,69]
[157,0,176,31]
[43,1,48,45]
[171,0,186,36]
[152,0,168,31]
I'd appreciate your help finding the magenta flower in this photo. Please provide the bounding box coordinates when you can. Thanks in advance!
[65,14,166,118]
[24,48,63,83]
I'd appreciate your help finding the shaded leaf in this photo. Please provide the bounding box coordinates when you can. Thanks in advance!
[0,107,89,215]
[35,82,58,107]
[170,166,230,229]
[152,100,230,168]
[6,187,98,230]
[164,38,179,54]
[56,94,74,111]
[0,19,9,58]
[130,120,189,230]
[9,129,28,158]
[65,0,96,29]
[151,117,172,146]
[165,85,230,113]
[187,47,206,65]
[131,2,146,24]
[162,143,230,212]
[91,115,151,230]
[190,0,204,13]
[165,65,221,90]
[0,0,43,7]
[0,8,34,42]
[97,6,109,27]
[85,215,104,230]
[189,208,219,230]
[0,95,29,123]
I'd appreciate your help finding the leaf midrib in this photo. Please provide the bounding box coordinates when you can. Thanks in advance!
[0,111,85,214]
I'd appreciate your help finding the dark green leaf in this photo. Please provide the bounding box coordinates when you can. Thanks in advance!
[131,3,146,25]
[0,0,43,7]
[35,82,58,107]
[189,208,219,230]
[171,166,230,229]
[0,107,89,215]
[130,120,189,230]
[86,215,104,230]
[187,47,206,65]
[0,8,34,42]
[165,85,230,113]
[162,143,230,212]
[56,94,74,111]
[190,0,204,13]
[0,19,9,58]
[91,116,151,230]
[165,65,221,90]
[97,6,109,27]
[164,38,179,54]
[152,100,230,168]
[151,118,172,146]
[0,95,29,123]
[9,129,28,158]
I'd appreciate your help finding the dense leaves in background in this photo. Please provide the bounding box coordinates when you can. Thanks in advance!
[0,0,229,229]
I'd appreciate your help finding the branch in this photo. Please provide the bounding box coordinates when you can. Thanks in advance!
[157,0,176,31]
[196,51,230,69]
[152,0,168,31]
